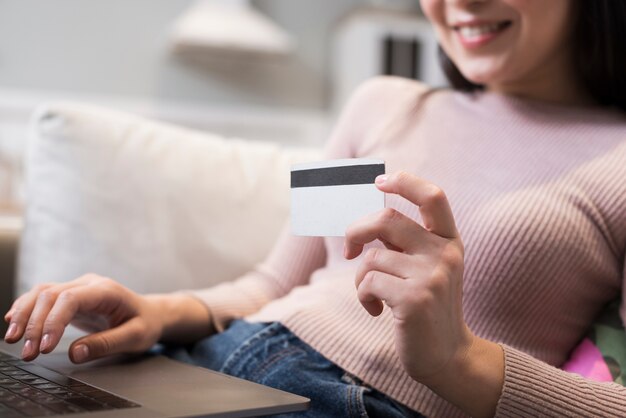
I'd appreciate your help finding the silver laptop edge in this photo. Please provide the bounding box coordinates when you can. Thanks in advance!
[0,340,309,418]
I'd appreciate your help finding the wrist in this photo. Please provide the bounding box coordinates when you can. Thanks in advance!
[417,327,475,390]
[419,333,505,418]
[145,293,214,344]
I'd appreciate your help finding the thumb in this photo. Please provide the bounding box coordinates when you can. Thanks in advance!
[69,318,148,364]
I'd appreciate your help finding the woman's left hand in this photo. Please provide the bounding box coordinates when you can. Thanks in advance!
[344,171,474,386]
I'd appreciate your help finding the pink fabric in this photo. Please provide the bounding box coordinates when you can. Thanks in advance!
[561,338,613,382]
[192,77,626,416]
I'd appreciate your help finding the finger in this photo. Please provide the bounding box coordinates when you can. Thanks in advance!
[4,306,18,341]
[344,208,427,259]
[5,275,98,344]
[376,172,458,239]
[354,248,414,290]
[69,317,149,363]
[21,287,66,360]
[4,283,56,343]
[39,284,126,355]
[357,270,406,316]
[20,282,85,360]
[4,301,17,321]
[4,306,15,323]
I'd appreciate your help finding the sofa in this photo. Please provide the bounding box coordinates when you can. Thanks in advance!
[0,102,321,334]
[0,226,18,334]
[2,101,626,388]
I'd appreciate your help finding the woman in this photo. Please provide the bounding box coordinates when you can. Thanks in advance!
[5,0,626,416]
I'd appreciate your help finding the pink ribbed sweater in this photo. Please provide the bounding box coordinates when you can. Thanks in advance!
[192,77,626,417]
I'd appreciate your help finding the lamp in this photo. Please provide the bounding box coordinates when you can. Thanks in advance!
[170,0,295,58]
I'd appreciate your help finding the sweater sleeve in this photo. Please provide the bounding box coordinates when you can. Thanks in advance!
[188,76,410,331]
[190,228,326,332]
[493,143,626,417]
[495,344,626,417]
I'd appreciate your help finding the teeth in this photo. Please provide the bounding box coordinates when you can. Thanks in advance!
[458,23,502,39]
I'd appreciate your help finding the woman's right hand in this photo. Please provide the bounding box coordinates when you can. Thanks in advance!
[2,274,197,364]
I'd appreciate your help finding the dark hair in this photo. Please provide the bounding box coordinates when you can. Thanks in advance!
[439,0,626,112]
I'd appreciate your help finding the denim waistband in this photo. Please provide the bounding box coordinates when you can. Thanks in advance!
[161,320,424,418]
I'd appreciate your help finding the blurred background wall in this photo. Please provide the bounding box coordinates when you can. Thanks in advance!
[0,1,447,316]
[0,0,360,110]
[0,0,444,209]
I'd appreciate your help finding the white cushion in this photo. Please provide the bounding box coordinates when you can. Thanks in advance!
[18,103,321,295]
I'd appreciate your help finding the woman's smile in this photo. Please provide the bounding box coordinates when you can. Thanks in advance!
[452,19,513,49]
[421,0,581,101]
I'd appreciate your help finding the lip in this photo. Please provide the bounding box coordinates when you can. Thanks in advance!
[451,19,512,50]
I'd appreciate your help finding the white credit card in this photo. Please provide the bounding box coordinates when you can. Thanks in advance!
[291,158,385,237]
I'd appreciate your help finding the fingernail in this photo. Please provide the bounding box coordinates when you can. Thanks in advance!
[343,244,348,259]
[22,340,33,359]
[4,323,17,340]
[73,344,89,363]
[40,334,51,352]
[375,174,388,185]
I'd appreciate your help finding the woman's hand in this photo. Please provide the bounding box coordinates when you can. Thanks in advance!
[345,171,472,383]
[345,172,504,417]
[3,274,211,363]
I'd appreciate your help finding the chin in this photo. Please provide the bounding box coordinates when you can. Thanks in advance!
[453,55,517,85]
[461,72,491,85]
[456,61,511,87]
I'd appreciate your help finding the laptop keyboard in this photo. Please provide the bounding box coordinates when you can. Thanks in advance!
[0,352,140,417]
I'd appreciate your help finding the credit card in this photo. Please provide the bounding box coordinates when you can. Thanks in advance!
[291,158,385,236]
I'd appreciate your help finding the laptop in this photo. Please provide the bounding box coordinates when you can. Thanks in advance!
[0,338,309,418]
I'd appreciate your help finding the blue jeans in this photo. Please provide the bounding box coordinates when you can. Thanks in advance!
[161,320,425,418]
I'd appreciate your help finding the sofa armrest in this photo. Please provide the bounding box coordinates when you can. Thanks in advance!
[0,224,19,334]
